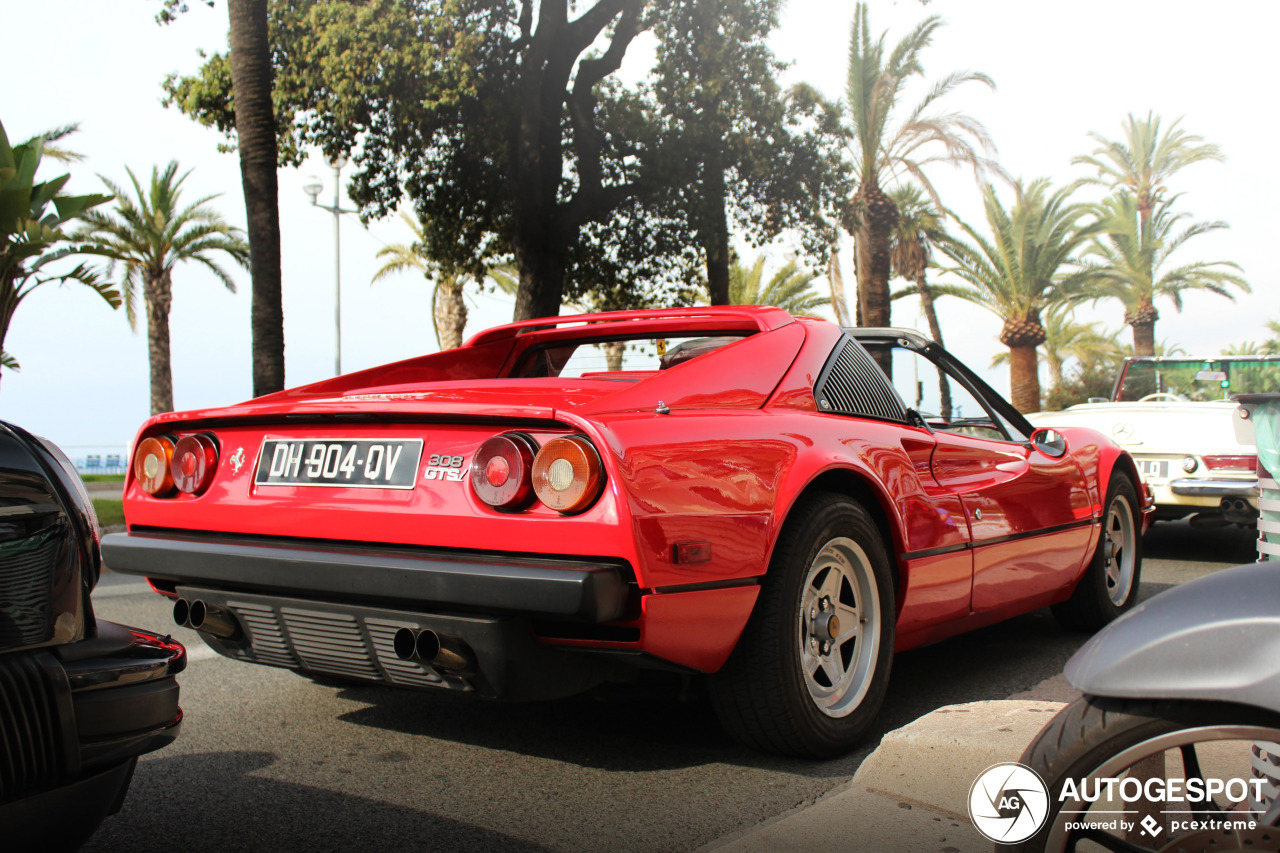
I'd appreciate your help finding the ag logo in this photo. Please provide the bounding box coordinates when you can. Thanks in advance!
[229,447,246,475]
[968,762,1049,844]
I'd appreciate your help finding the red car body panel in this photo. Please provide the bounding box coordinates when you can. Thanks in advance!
[105,307,1149,688]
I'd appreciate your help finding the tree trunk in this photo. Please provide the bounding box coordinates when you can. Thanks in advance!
[0,266,18,392]
[702,165,730,305]
[433,274,469,350]
[1008,344,1041,414]
[914,273,951,420]
[827,245,850,327]
[604,340,625,371]
[512,232,567,321]
[228,0,285,397]
[1131,320,1156,357]
[144,272,175,415]
[854,179,897,378]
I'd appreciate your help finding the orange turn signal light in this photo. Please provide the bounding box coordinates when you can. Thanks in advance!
[135,436,176,496]
[531,435,605,514]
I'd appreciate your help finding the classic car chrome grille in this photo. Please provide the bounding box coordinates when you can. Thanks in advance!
[0,654,62,802]
[0,525,61,649]
[221,599,445,688]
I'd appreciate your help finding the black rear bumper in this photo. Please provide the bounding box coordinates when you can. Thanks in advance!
[101,530,630,623]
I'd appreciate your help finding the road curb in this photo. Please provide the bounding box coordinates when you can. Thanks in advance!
[708,699,1068,853]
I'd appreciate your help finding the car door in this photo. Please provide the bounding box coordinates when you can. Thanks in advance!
[879,342,1096,612]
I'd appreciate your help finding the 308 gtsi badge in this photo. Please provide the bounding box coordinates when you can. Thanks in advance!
[101,307,1151,758]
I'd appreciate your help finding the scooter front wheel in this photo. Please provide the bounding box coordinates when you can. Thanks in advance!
[1003,696,1280,852]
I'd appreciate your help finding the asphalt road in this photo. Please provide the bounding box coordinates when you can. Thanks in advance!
[82,520,1261,853]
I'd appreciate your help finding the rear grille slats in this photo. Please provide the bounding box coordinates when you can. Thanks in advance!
[818,341,905,422]
[210,601,447,687]
[0,654,62,802]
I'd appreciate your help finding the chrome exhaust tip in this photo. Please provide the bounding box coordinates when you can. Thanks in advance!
[188,599,242,640]
[418,630,477,676]
[173,598,191,627]
[392,627,418,661]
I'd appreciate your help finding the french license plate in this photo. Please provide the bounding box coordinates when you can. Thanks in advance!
[1137,459,1169,479]
[255,438,423,489]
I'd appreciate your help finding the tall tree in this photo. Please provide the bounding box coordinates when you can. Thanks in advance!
[935,180,1099,413]
[1084,193,1247,356]
[1073,112,1223,228]
[841,2,999,341]
[651,1,843,304]
[76,163,249,414]
[0,120,116,386]
[157,0,285,395]
[371,210,519,351]
[163,1,841,321]
[991,304,1119,390]
[888,183,952,417]
[227,0,285,395]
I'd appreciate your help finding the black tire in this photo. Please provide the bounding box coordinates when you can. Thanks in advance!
[1053,473,1142,632]
[709,492,895,758]
[1003,696,1280,852]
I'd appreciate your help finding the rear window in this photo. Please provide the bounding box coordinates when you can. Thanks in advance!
[510,334,749,379]
[1118,359,1280,401]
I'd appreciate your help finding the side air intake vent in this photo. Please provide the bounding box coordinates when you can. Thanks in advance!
[815,340,906,422]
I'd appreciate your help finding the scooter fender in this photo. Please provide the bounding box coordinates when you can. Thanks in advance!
[1065,561,1280,712]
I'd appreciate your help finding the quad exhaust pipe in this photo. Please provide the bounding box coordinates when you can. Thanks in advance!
[393,627,477,676]
[173,597,242,640]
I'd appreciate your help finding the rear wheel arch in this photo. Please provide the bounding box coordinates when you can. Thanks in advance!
[772,468,904,604]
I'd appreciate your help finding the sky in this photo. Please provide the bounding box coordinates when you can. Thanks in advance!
[3,0,1276,459]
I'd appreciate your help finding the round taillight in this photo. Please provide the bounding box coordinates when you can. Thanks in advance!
[532,435,604,513]
[470,433,537,509]
[135,436,176,496]
[171,434,219,495]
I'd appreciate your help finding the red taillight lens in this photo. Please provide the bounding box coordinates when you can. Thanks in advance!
[135,436,176,496]
[171,434,219,494]
[470,433,537,509]
[532,435,604,514]
[1204,454,1257,472]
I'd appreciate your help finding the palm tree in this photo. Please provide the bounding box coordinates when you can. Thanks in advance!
[1073,112,1223,228]
[729,255,826,315]
[842,2,999,340]
[1085,193,1248,356]
[372,211,478,351]
[77,163,249,415]
[888,183,952,417]
[991,305,1120,390]
[935,179,1099,413]
[0,120,116,386]
[227,0,285,398]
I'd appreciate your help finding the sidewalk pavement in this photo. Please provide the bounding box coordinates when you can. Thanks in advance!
[706,676,1080,853]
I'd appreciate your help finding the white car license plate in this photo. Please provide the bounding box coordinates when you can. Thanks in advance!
[1137,459,1168,479]
[255,438,423,489]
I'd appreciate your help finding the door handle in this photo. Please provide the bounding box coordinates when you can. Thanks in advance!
[995,460,1029,474]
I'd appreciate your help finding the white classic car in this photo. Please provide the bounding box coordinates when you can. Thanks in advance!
[1030,356,1280,528]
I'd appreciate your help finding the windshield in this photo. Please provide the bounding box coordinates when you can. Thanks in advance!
[510,334,750,379]
[1117,358,1280,402]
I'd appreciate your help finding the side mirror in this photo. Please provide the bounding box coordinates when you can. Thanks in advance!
[1031,427,1068,458]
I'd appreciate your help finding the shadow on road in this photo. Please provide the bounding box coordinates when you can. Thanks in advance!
[84,751,555,853]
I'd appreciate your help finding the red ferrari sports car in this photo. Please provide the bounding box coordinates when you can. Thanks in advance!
[102,307,1149,757]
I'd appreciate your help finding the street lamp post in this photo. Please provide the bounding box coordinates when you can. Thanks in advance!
[302,157,358,376]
